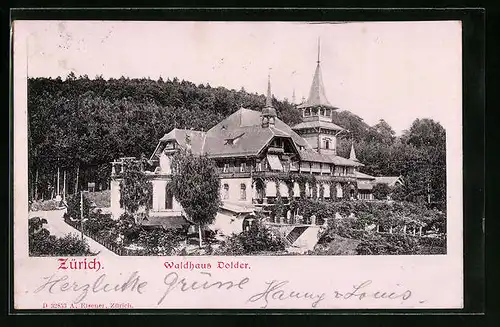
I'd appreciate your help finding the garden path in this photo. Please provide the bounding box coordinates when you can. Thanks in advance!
[29,209,118,257]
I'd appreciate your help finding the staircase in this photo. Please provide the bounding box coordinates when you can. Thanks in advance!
[285,226,309,245]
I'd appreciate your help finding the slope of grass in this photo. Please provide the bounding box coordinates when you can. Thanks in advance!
[86,190,111,208]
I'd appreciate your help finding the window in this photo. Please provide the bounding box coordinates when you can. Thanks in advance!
[257,161,262,171]
[164,142,174,150]
[223,163,229,173]
[223,183,229,200]
[336,183,343,198]
[325,109,331,117]
[165,187,173,210]
[240,162,246,172]
[240,184,247,200]
[304,109,311,117]
[324,138,331,149]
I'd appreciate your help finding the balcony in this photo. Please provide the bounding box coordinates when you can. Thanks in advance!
[267,146,285,154]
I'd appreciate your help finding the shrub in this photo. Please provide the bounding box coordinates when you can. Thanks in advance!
[30,199,62,211]
[215,236,246,255]
[418,235,446,254]
[119,159,153,214]
[372,183,391,200]
[29,217,93,256]
[117,212,141,245]
[55,233,93,256]
[313,235,360,255]
[356,232,421,255]
[65,192,91,220]
[136,227,184,256]
[216,219,285,255]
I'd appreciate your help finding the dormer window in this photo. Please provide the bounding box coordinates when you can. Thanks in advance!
[223,163,229,173]
[324,138,331,150]
[164,142,175,150]
[224,133,244,145]
[240,162,246,172]
[325,109,331,117]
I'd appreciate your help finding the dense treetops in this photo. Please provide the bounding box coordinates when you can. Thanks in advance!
[28,75,446,206]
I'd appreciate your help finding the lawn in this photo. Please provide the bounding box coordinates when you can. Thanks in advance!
[86,190,111,208]
[313,235,361,255]
[30,199,64,211]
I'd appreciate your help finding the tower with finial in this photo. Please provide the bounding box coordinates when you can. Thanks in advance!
[261,70,277,128]
[291,38,344,156]
[349,143,358,162]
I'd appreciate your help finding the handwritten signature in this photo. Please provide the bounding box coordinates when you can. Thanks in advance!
[33,271,147,304]
[247,279,414,308]
[33,271,420,308]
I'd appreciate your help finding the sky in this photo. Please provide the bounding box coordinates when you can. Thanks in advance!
[21,20,462,134]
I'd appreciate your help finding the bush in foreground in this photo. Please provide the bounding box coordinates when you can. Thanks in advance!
[29,217,94,256]
[136,227,185,256]
[356,232,421,255]
[215,219,286,255]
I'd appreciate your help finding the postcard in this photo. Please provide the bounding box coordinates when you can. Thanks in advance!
[13,19,463,310]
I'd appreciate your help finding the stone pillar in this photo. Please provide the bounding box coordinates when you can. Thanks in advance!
[159,152,172,174]
[152,180,161,212]
[311,215,316,225]
[110,179,123,220]
[152,180,168,211]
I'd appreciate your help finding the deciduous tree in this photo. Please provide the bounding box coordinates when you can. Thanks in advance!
[169,149,221,247]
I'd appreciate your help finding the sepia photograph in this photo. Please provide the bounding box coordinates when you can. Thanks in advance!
[25,21,451,257]
[13,17,466,310]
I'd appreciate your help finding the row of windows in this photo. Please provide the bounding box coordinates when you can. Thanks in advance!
[222,183,247,201]
[358,192,373,200]
[222,183,352,201]
[334,166,355,176]
[220,160,353,175]
[303,108,332,117]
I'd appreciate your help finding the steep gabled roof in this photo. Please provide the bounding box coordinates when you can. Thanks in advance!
[297,62,335,109]
[374,176,404,186]
[150,128,206,160]
[202,108,310,157]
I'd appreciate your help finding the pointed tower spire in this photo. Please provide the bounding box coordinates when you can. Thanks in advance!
[292,88,296,104]
[297,39,336,110]
[261,70,277,128]
[350,143,358,162]
[266,71,273,107]
[317,37,321,64]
